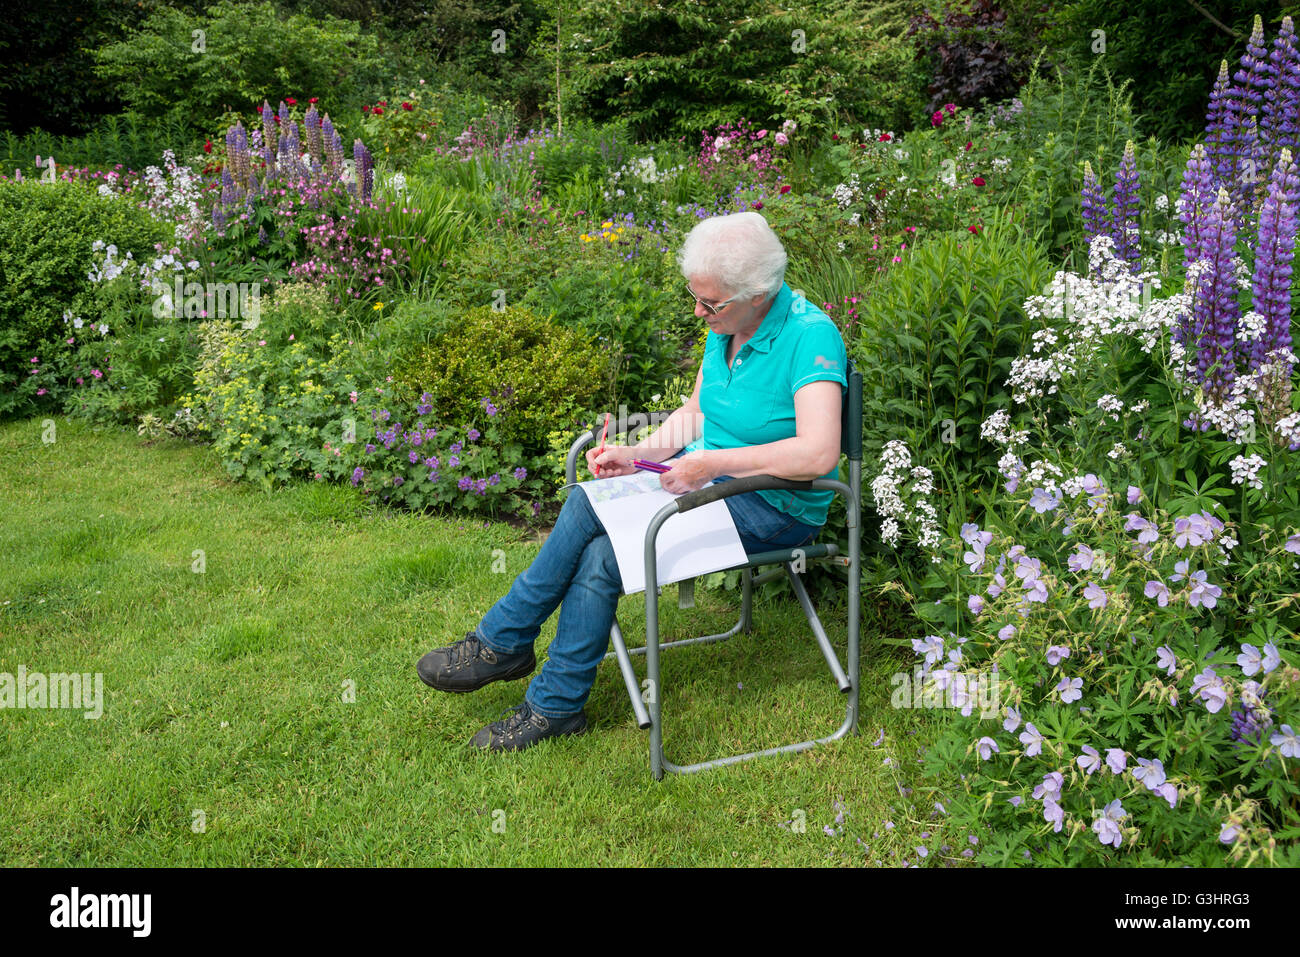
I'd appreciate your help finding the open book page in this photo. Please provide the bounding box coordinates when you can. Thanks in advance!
[577,471,748,594]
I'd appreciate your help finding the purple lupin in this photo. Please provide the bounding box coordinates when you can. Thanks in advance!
[1175,145,1217,352]
[1249,146,1299,375]
[1112,140,1142,273]
[1081,160,1110,266]
[1265,16,1300,156]
[1195,187,1243,400]
[1204,61,1241,191]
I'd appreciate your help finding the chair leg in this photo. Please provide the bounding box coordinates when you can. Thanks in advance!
[609,619,651,730]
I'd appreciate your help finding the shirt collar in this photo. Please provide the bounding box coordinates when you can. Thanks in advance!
[742,282,792,354]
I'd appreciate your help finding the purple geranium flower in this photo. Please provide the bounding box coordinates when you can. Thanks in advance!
[1003,706,1021,734]
[1190,666,1229,713]
[1056,676,1083,703]
[976,736,999,760]
[1271,724,1299,758]
[1018,722,1044,757]
[1132,757,1167,791]
[1043,799,1064,833]
[1032,771,1063,801]
[1093,799,1126,848]
[1077,745,1101,775]
[1145,579,1171,606]
[1157,645,1176,676]
[1105,748,1127,775]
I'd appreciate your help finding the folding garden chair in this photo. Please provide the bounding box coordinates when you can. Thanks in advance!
[564,363,862,780]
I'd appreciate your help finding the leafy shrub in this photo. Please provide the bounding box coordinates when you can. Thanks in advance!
[1039,0,1266,146]
[567,0,930,141]
[91,0,391,136]
[905,0,1041,114]
[850,215,1055,538]
[0,114,198,177]
[993,58,1147,258]
[358,84,443,168]
[190,325,365,491]
[0,179,166,419]
[392,304,599,453]
[522,250,685,411]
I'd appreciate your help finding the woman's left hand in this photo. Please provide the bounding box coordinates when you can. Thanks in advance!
[659,450,715,494]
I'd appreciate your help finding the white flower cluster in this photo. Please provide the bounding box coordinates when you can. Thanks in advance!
[1229,454,1267,491]
[1096,394,1124,421]
[980,409,1029,448]
[1237,309,1266,342]
[1008,236,1184,404]
[871,440,942,558]
[141,149,205,244]
[88,238,198,296]
[62,308,108,337]
[832,174,861,210]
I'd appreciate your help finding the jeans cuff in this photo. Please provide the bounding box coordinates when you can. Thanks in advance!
[525,692,582,721]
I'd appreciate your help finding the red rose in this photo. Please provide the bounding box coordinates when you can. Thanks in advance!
[362,105,371,113]
[309,97,319,104]
[379,101,387,106]
[879,132,891,141]
[968,224,981,234]
[832,133,839,141]
[972,176,985,187]
[373,107,384,115]
[964,141,972,151]
[402,102,414,111]
[203,140,213,154]
[779,184,791,194]
[285,97,297,106]
[751,200,763,210]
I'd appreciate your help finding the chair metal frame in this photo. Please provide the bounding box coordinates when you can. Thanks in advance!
[564,364,862,780]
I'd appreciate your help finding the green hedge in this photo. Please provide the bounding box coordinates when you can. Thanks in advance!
[0,179,166,419]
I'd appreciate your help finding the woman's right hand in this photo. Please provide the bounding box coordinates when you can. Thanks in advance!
[586,444,638,478]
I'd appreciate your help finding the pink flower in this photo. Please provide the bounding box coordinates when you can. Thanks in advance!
[756,129,768,139]
[774,132,788,146]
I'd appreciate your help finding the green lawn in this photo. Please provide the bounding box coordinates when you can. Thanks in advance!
[0,416,962,866]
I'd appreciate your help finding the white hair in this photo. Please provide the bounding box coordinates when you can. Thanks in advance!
[677,210,787,302]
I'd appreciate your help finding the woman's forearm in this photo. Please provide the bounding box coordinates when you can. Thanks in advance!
[703,437,838,483]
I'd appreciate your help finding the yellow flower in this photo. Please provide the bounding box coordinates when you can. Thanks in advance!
[373,302,384,310]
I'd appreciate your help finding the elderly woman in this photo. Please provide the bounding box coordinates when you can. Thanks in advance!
[417,211,848,752]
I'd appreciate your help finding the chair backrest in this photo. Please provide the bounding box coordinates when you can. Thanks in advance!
[842,358,863,462]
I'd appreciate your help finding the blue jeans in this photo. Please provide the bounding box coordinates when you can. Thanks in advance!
[475,478,818,718]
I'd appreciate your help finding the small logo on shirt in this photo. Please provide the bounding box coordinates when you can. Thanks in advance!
[814,355,840,369]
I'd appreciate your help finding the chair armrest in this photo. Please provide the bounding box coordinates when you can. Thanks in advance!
[674,475,813,513]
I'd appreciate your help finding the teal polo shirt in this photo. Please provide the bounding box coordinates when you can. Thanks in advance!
[682,282,847,527]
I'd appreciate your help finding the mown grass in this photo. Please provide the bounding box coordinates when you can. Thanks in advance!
[0,416,966,866]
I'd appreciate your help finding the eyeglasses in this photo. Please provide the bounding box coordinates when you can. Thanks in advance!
[686,283,738,316]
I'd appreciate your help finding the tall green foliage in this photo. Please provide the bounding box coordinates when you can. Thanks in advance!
[851,213,1054,524]
[1040,0,1299,145]
[91,0,392,134]
[564,0,930,141]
